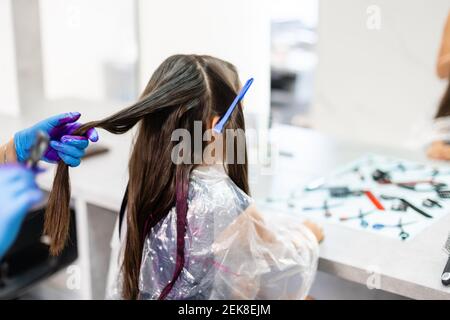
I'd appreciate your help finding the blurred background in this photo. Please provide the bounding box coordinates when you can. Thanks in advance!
[1,0,448,147]
[0,0,449,300]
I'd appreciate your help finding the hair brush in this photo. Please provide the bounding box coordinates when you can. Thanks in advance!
[442,232,450,286]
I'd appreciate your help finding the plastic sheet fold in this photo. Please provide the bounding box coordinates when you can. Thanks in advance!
[106,165,319,300]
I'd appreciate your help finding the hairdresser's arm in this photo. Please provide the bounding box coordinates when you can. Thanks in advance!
[13,112,99,167]
[427,141,450,160]
[437,12,450,79]
[0,139,18,164]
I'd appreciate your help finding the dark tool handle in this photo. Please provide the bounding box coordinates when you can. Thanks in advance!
[401,199,433,219]
[442,256,450,286]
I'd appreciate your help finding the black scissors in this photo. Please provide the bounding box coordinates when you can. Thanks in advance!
[380,195,433,219]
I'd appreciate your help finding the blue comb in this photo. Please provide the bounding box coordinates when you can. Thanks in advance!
[213,78,254,133]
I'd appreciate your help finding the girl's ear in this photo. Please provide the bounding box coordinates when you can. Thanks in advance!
[211,116,220,130]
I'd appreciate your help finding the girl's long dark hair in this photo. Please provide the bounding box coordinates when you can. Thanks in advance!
[435,80,450,118]
[44,54,249,299]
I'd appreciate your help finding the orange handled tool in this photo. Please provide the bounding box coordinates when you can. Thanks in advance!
[364,190,385,210]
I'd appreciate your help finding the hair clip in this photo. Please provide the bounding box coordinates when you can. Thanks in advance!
[213,78,254,133]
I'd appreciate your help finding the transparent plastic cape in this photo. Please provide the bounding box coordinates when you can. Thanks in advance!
[106,165,319,300]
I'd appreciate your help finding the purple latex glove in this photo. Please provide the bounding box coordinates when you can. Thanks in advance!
[14,112,99,167]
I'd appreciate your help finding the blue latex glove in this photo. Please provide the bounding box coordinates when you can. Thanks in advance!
[14,112,99,167]
[0,165,43,259]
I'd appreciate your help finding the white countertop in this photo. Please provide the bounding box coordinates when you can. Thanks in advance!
[265,125,450,300]
[1,104,450,300]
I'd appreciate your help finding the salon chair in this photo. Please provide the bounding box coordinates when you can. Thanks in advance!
[0,206,78,299]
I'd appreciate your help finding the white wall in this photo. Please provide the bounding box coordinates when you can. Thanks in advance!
[312,0,450,148]
[0,0,19,116]
[270,0,318,28]
[39,0,138,101]
[137,0,271,130]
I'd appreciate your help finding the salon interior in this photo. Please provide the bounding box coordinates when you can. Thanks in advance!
[0,0,450,301]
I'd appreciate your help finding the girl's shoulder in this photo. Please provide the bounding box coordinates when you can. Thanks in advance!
[189,165,253,214]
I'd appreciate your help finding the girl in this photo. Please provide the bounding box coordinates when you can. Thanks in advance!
[427,11,450,160]
[44,54,322,300]
[427,81,450,159]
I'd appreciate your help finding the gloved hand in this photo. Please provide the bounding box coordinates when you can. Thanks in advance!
[0,165,43,259]
[14,112,99,167]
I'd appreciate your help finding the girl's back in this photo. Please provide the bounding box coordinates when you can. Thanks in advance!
[107,165,319,300]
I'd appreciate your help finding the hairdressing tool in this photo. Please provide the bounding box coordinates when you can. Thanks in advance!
[397,180,447,192]
[213,78,254,133]
[380,195,433,219]
[442,233,450,286]
[364,191,385,210]
[338,165,365,181]
[431,167,450,178]
[353,166,365,181]
[391,199,408,212]
[328,187,385,210]
[422,198,443,209]
[25,131,49,170]
[401,199,433,218]
[304,177,326,192]
[395,163,407,172]
[431,168,440,177]
[372,172,446,192]
[372,218,416,240]
[329,187,362,198]
[340,209,374,228]
[437,188,450,199]
[392,162,424,173]
[372,169,391,183]
[371,167,445,192]
[303,200,341,218]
